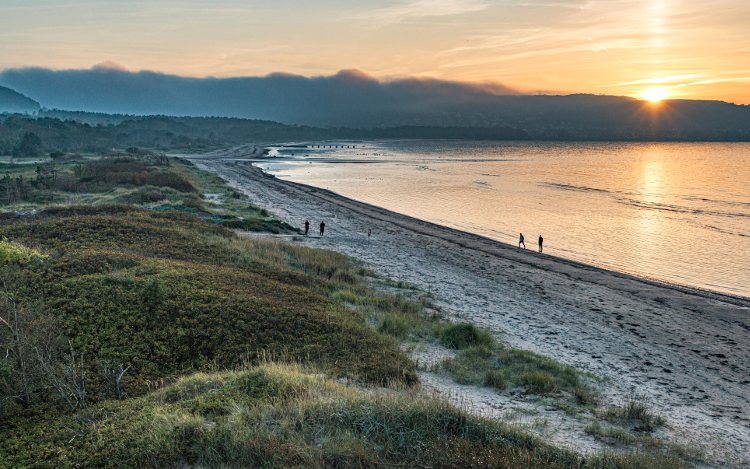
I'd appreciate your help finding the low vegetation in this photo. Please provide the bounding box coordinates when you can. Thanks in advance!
[585,421,700,463]
[602,397,667,432]
[0,152,688,468]
[2,362,689,468]
[0,238,48,264]
[438,342,594,398]
[437,322,495,349]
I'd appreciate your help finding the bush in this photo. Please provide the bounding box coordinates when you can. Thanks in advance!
[75,157,196,193]
[439,323,494,349]
[0,297,86,413]
[0,239,48,264]
[115,186,189,205]
[214,216,295,234]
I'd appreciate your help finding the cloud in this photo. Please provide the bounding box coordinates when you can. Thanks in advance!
[362,0,490,25]
[610,72,750,95]
[92,61,129,72]
[0,65,519,127]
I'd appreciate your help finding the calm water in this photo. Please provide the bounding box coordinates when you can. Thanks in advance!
[257,141,750,298]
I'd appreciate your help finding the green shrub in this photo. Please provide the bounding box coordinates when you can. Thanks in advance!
[215,217,295,234]
[0,239,47,264]
[484,370,507,390]
[439,323,494,349]
[378,313,413,339]
[331,289,365,304]
[1,363,687,468]
[438,342,590,398]
[439,345,493,385]
[520,371,557,394]
[115,186,192,205]
[75,157,197,193]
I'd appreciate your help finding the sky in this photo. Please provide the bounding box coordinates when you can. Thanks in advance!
[1,0,749,103]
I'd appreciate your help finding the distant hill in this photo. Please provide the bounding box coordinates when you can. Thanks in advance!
[0,85,40,114]
[2,67,749,140]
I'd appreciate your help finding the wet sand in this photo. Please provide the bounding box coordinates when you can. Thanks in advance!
[188,155,750,465]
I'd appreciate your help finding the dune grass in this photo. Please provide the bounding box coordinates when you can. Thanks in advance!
[603,397,667,432]
[0,362,687,469]
[437,322,495,349]
[435,330,597,400]
[0,154,687,468]
[331,284,600,402]
[585,421,701,464]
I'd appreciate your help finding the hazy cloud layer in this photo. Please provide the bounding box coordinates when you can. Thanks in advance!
[3,65,749,140]
[0,66,520,126]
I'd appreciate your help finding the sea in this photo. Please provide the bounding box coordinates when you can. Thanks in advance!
[256,140,750,298]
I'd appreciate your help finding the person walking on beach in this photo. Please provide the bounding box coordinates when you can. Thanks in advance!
[319,221,326,236]
[519,233,526,249]
[538,234,544,253]
[304,220,310,235]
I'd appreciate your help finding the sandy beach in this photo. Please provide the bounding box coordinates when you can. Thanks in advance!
[187,155,750,466]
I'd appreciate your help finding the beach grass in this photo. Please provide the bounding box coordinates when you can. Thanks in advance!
[0,153,687,468]
[437,322,495,349]
[603,397,667,432]
[0,362,688,468]
[437,340,596,399]
[585,421,702,464]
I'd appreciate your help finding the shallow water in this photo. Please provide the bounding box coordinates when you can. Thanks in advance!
[257,140,750,298]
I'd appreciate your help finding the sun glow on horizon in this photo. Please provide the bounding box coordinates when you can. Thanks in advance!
[641,87,670,103]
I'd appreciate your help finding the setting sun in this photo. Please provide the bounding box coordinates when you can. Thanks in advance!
[641,87,670,103]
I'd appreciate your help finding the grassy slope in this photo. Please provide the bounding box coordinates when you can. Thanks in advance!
[5,362,683,469]
[0,154,687,468]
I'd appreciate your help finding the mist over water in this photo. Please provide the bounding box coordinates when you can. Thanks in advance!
[258,141,750,298]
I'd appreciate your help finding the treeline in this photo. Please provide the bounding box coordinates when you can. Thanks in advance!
[0,115,339,156]
[3,108,748,158]
[0,114,534,156]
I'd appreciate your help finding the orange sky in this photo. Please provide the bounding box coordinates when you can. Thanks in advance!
[1,0,749,103]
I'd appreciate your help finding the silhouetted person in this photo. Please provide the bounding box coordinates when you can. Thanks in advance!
[368,228,372,239]
[320,221,326,236]
[304,220,310,235]
[538,235,543,253]
[519,233,526,249]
